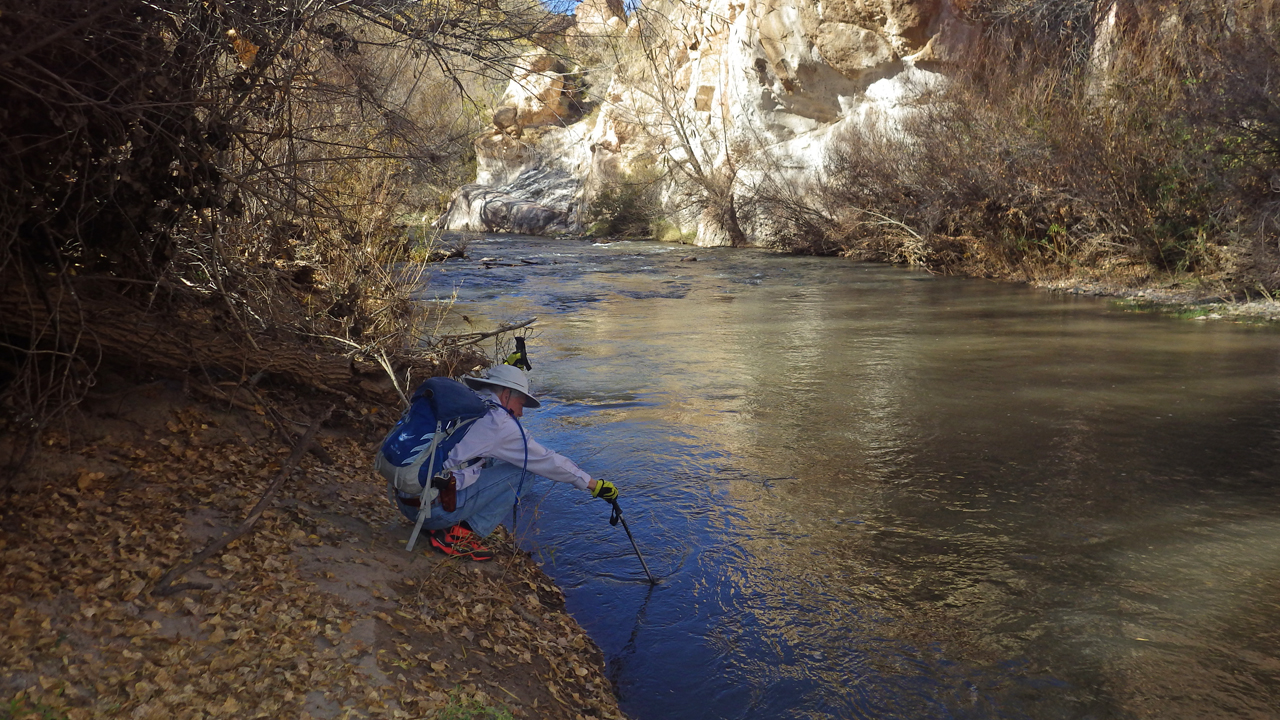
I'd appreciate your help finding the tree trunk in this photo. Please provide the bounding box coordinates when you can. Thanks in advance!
[0,276,389,400]
[723,193,749,248]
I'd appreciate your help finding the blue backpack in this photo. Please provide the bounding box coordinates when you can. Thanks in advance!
[378,376,490,495]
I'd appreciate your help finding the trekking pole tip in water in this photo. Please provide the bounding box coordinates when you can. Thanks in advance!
[609,497,658,585]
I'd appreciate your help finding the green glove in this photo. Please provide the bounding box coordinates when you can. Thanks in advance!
[590,479,619,502]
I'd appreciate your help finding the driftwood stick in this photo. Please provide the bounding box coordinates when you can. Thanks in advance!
[251,388,336,465]
[436,318,536,346]
[265,404,336,465]
[155,405,333,596]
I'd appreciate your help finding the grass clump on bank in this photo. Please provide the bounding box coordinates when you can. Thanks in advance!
[763,0,1280,294]
[2,697,69,720]
[436,688,516,720]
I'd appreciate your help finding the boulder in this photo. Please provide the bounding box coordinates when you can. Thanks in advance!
[434,185,573,236]
[815,22,896,78]
[493,106,519,133]
[574,0,627,36]
[883,0,942,47]
[500,51,573,131]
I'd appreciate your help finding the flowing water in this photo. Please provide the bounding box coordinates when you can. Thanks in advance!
[416,234,1280,720]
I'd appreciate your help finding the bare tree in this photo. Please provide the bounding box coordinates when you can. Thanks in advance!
[590,1,750,245]
[0,0,567,468]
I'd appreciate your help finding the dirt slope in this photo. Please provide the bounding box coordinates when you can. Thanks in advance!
[1,376,624,720]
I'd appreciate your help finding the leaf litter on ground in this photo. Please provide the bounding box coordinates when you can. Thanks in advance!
[1,382,625,720]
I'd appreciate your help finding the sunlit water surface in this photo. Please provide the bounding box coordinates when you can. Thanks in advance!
[415,235,1280,720]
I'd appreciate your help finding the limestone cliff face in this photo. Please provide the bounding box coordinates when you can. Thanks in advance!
[436,0,978,245]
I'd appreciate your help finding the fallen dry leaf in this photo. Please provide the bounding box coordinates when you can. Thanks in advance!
[2,389,625,720]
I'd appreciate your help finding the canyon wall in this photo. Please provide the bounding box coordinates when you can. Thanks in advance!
[437,0,979,245]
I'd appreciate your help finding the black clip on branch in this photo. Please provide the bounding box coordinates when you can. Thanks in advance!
[506,336,532,371]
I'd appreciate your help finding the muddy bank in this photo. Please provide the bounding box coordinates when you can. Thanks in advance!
[0,376,624,719]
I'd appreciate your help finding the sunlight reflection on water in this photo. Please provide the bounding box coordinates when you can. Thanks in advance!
[419,234,1280,720]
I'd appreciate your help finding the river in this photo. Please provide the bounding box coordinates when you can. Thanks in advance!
[416,234,1280,720]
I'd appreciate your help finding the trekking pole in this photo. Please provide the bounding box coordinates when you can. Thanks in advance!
[609,498,657,585]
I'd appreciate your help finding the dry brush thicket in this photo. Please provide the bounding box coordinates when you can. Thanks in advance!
[764,0,1280,291]
[0,0,564,469]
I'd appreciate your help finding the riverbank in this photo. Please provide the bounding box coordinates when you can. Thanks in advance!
[0,375,625,720]
[1033,273,1280,324]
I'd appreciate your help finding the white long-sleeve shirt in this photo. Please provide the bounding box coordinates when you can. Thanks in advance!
[443,388,592,492]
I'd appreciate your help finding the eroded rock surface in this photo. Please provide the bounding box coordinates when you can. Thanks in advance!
[437,0,978,243]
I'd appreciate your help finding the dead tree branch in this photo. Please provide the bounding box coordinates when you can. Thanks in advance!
[436,318,537,347]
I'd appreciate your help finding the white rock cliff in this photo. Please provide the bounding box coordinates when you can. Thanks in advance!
[436,0,978,246]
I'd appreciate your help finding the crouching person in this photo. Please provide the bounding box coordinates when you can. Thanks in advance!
[376,364,618,561]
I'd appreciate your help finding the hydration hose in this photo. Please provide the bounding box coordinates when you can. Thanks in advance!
[504,406,530,530]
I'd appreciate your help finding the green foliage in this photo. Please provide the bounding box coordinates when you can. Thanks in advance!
[432,688,514,720]
[1136,161,1222,273]
[1,696,69,720]
[651,219,691,244]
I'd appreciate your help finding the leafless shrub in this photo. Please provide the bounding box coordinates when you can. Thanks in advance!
[0,0,566,464]
[596,4,749,245]
[786,0,1280,287]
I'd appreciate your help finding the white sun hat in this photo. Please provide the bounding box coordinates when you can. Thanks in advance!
[463,364,541,407]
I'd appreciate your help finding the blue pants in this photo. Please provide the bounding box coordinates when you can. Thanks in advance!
[390,460,525,538]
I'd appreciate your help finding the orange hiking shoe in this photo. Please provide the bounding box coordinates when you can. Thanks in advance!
[429,524,495,562]
[443,524,476,543]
